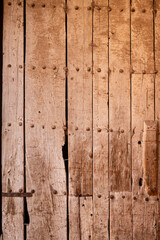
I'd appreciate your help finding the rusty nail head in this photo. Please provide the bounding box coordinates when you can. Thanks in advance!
[8,64,11,68]
[87,6,92,10]
[133,196,137,200]
[42,125,45,129]
[120,9,123,12]
[19,122,22,126]
[119,69,124,73]
[42,4,45,7]
[19,188,23,193]
[63,191,66,195]
[87,67,91,72]
[121,129,124,133]
[52,125,56,129]
[53,66,56,70]
[82,204,85,207]
[8,2,11,6]
[131,8,135,12]
[31,3,35,7]
[89,152,93,158]
[142,9,146,13]
[19,65,22,69]
[122,195,125,199]
[8,123,11,127]
[76,67,79,72]
[53,189,57,194]
[32,66,36,70]
[31,189,35,193]
[155,70,158,74]
[63,126,67,131]
[108,7,112,12]
[8,189,12,193]
[98,194,101,198]
[145,197,149,202]
[97,68,101,72]
[42,66,46,69]
[75,6,79,10]
[18,2,21,6]
[110,129,113,132]
[30,124,34,128]
[97,6,101,10]
[75,126,78,130]
[110,195,114,199]
[142,70,146,74]
[86,127,90,131]
[97,128,101,132]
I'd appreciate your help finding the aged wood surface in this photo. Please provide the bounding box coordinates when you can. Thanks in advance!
[155,1,160,237]
[2,1,24,239]
[110,192,132,240]
[132,74,158,239]
[25,1,67,239]
[131,0,154,73]
[69,196,80,240]
[93,1,109,239]
[68,0,93,196]
[109,0,131,192]
[143,121,158,196]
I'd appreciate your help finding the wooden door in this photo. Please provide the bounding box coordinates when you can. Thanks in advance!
[1,0,160,239]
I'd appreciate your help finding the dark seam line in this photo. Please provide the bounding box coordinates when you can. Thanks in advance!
[108,0,110,239]
[0,0,3,236]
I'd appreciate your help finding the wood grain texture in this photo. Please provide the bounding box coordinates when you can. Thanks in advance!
[132,74,158,239]
[93,1,109,239]
[155,1,160,237]
[80,197,93,239]
[68,0,93,196]
[2,0,24,239]
[110,192,132,240]
[131,0,154,73]
[109,0,131,192]
[143,121,158,196]
[25,1,67,239]
[69,196,80,240]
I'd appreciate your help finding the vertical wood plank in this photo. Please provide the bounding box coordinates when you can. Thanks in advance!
[109,1,132,238]
[155,1,160,237]
[68,0,93,196]
[93,1,109,239]
[26,1,67,239]
[80,197,93,239]
[110,192,132,240]
[131,0,154,73]
[132,74,158,239]
[2,0,24,239]
[69,196,80,240]
[109,0,131,192]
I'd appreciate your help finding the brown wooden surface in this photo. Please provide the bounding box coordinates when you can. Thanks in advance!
[131,0,154,73]
[25,1,67,239]
[2,1,24,239]
[143,121,158,196]
[132,74,157,239]
[93,1,109,239]
[68,0,93,196]
[109,0,131,192]
[2,0,160,239]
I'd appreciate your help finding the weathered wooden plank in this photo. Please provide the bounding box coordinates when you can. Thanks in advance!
[2,0,24,239]
[109,0,131,192]
[25,1,67,239]
[69,196,80,240]
[93,1,109,239]
[155,1,160,237]
[132,74,158,239]
[131,0,154,73]
[143,121,158,196]
[68,0,93,196]
[110,192,132,240]
[80,197,93,239]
